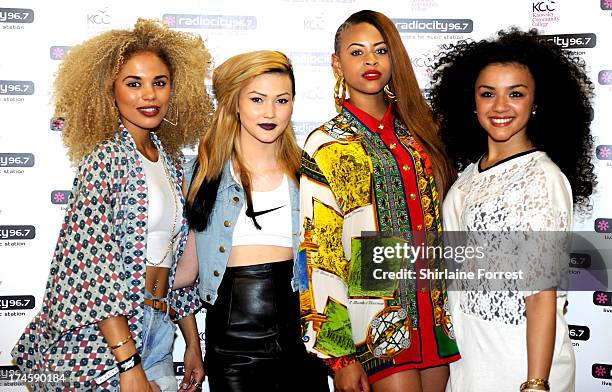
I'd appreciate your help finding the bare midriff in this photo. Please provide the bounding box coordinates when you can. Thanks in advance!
[145,266,171,297]
[227,245,293,267]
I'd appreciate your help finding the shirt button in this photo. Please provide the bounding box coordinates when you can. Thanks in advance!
[402,164,411,171]
[206,294,211,301]
[417,224,423,230]
[377,124,384,130]
[233,196,240,203]
[390,143,397,149]
[219,245,225,253]
[224,220,231,227]
[409,193,416,200]
[213,270,220,277]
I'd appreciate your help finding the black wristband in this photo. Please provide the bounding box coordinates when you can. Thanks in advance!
[117,352,141,373]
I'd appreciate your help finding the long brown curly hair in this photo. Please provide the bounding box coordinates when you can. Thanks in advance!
[54,18,213,165]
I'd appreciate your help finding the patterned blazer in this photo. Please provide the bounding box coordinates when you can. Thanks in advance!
[11,125,200,390]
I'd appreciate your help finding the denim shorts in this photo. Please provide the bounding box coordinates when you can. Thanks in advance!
[141,294,178,390]
[98,294,178,391]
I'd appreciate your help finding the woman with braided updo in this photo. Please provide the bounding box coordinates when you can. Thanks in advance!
[299,10,460,392]
[12,18,213,392]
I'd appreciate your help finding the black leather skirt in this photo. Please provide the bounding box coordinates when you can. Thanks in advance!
[204,260,329,392]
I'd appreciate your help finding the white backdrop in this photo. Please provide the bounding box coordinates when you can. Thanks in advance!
[1,1,611,391]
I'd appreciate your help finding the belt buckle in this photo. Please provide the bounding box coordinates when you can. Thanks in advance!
[150,298,162,311]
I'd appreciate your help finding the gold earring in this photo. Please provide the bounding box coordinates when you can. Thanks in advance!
[383,84,396,102]
[163,99,178,126]
[334,75,347,112]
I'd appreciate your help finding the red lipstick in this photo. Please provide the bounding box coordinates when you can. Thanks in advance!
[362,70,382,80]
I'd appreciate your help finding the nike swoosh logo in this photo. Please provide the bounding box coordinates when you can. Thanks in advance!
[246,205,286,218]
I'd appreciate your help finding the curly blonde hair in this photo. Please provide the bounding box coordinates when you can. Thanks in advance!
[54,18,213,165]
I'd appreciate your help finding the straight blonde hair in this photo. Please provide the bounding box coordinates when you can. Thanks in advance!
[187,50,300,230]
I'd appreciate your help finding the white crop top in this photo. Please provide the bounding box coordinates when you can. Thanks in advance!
[139,152,182,268]
[231,162,292,247]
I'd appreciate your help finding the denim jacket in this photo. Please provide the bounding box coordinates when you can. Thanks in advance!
[186,159,300,306]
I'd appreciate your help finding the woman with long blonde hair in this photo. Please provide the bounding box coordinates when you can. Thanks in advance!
[176,50,328,391]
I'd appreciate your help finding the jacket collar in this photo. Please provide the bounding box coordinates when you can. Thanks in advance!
[218,159,242,192]
[116,122,163,154]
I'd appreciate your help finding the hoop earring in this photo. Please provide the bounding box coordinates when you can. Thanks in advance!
[383,84,396,102]
[163,99,178,126]
[334,75,347,112]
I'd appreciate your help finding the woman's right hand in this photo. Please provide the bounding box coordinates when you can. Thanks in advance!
[119,364,154,392]
[334,362,371,392]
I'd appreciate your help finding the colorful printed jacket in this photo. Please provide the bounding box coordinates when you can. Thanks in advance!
[11,126,200,390]
[298,102,459,375]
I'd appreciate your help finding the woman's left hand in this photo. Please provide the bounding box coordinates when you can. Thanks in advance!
[179,344,205,391]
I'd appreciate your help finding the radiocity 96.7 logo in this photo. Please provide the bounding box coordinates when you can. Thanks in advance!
[594,218,612,233]
[569,253,591,269]
[0,8,34,23]
[393,18,473,34]
[540,33,596,50]
[0,153,34,168]
[162,14,257,30]
[568,324,590,341]
[0,225,35,240]
[50,117,65,131]
[593,290,612,306]
[50,46,71,60]
[593,363,612,380]
[596,145,611,160]
[287,52,329,67]
[0,296,35,310]
[599,70,612,85]
[51,190,71,205]
[0,80,34,95]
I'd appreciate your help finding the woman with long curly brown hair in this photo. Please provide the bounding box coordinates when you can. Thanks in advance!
[430,28,596,392]
[299,10,459,392]
[12,18,213,392]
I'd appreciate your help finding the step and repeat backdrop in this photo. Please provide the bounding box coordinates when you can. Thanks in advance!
[0,0,611,391]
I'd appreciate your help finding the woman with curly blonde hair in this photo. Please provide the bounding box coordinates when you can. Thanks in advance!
[12,18,213,392]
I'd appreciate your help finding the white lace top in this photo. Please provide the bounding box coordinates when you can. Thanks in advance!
[443,150,576,392]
